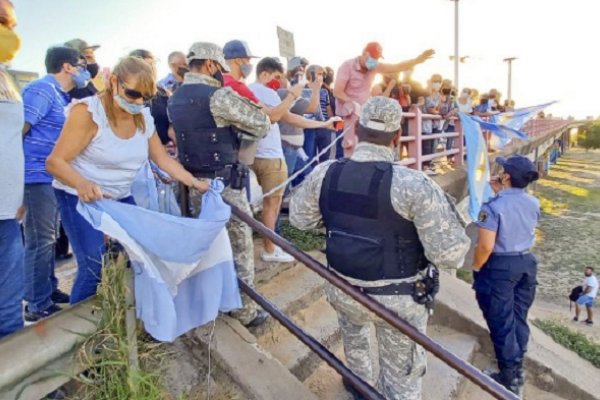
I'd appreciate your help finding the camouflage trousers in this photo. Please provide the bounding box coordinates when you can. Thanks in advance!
[189,186,258,325]
[325,284,429,400]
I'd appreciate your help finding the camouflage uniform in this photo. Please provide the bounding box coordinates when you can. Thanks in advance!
[290,97,470,399]
[181,43,271,325]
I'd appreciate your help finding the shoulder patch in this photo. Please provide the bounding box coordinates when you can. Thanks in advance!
[478,211,488,223]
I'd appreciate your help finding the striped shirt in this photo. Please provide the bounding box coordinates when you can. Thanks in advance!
[319,87,330,119]
[23,75,70,184]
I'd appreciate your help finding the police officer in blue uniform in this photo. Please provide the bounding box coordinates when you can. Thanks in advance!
[472,155,541,396]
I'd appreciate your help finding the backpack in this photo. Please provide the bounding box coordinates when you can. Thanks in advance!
[569,286,583,302]
[569,286,583,310]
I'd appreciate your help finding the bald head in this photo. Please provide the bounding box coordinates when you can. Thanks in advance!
[0,0,17,29]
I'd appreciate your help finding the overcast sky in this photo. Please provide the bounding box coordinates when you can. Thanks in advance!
[11,0,600,118]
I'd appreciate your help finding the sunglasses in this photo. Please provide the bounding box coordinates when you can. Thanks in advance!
[118,78,154,101]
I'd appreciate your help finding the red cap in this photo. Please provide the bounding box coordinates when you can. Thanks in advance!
[364,42,383,59]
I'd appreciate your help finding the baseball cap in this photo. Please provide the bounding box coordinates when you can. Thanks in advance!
[187,42,230,72]
[64,38,100,53]
[223,40,258,60]
[364,42,383,59]
[496,155,539,184]
[359,96,402,133]
[287,56,309,71]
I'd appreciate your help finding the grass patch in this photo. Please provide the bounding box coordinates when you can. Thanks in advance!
[456,268,474,284]
[74,254,167,400]
[533,319,600,369]
[279,219,325,252]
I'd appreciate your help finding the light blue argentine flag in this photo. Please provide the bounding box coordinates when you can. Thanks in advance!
[459,112,493,221]
[77,180,242,342]
[492,101,557,130]
[471,115,529,148]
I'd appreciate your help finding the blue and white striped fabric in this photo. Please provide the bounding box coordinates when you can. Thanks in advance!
[77,180,241,342]
[459,112,493,221]
[492,101,557,130]
[470,115,529,148]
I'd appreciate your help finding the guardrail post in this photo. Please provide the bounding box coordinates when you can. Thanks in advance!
[454,119,464,167]
[408,106,423,170]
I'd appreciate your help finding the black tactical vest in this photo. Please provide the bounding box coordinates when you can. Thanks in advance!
[319,160,428,281]
[168,84,239,174]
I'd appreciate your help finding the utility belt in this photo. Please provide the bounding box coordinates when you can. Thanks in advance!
[353,264,440,312]
[194,163,249,190]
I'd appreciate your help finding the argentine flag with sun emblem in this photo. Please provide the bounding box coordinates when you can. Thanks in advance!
[459,112,493,220]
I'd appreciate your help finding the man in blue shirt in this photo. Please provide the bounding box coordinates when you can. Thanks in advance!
[158,51,188,94]
[21,46,89,322]
[472,155,540,396]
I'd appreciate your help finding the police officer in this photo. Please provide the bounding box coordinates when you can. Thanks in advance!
[472,155,541,396]
[168,42,271,327]
[290,97,470,400]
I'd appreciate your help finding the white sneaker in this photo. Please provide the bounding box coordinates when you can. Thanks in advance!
[261,246,295,263]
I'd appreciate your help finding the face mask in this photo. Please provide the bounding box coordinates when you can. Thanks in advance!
[365,57,378,70]
[461,91,470,98]
[86,63,100,79]
[176,66,189,79]
[72,68,92,89]
[0,25,21,63]
[585,272,592,277]
[114,94,145,115]
[266,79,281,90]
[432,82,441,91]
[240,63,253,78]
[211,63,224,86]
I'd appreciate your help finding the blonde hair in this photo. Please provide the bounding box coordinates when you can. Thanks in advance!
[102,56,156,132]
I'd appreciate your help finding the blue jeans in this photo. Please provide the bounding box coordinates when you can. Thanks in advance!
[23,183,58,313]
[282,143,299,182]
[0,219,24,338]
[55,189,135,304]
[445,124,456,150]
[292,128,317,187]
[335,129,344,159]
[315,128,333,162]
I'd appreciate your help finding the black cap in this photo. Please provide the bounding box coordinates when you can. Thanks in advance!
[496,155,539,184]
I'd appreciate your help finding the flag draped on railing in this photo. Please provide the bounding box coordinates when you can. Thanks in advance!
[77,180,242,342]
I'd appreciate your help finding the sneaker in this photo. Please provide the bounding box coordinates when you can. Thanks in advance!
[573,316,579,322]
[24,304,62,323]
[244,310,270,328]
[260,246,295,263]
[45,388,67,400]
[516,366,525,387]
[585,319,594,325]
[51,289,70,304]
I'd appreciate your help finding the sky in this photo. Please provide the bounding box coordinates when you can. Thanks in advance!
[10,0,600,119]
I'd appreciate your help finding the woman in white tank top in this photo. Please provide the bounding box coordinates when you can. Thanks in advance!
[46,57,208,304]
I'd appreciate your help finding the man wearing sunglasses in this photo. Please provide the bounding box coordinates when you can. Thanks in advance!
[21,46,91,322]
[168,42,271,328]
[64,38,101,100]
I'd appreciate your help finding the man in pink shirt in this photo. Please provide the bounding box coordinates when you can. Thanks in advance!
[334,42,435,156]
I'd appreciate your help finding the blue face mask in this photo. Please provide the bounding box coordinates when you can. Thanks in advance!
[114,94,145,115]
[365,57,378,71]
[72,68,91,89]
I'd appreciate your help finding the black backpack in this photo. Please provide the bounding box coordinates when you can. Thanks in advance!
[569,286,583,302]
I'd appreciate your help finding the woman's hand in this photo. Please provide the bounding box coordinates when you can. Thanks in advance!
[76,180,109,202]
[191,178,210,193]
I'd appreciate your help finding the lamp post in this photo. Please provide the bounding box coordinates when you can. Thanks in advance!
[503,57,517,102]
[450,0,459,89]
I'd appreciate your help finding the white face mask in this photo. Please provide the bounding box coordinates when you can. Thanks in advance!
[432,82,441,91]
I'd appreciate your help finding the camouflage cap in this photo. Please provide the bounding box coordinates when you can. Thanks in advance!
[359,96,403,133]
[64,38,100,53]
[187,42,230,72]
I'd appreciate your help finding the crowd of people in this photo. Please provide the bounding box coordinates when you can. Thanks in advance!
[0,0,558,399]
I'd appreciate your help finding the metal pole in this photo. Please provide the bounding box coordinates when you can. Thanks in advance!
[504,57,517,102]
[453,0,459,89]
[227,202,519,400]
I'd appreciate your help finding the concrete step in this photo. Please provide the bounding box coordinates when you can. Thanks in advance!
[191,316,318,400]
[422,325,480,400]
[254,263,326,336]
[302,324,480,400]
[257,296,341,382]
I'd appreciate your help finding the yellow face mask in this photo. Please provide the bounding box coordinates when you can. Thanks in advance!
[0,24,21,63]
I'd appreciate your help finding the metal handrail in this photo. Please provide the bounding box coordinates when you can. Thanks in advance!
[228,202,519,400]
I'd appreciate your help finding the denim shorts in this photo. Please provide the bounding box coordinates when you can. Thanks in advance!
[576,295,595,308]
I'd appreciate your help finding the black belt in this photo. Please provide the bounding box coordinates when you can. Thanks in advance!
[194,165,234,180]
[355,281,415,296]
[492,250,531,256]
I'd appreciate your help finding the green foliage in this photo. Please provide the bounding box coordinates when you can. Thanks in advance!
[74,255,166,400]
[579,122,600,150]
[533,319,600,369]
[279,219,325,252]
